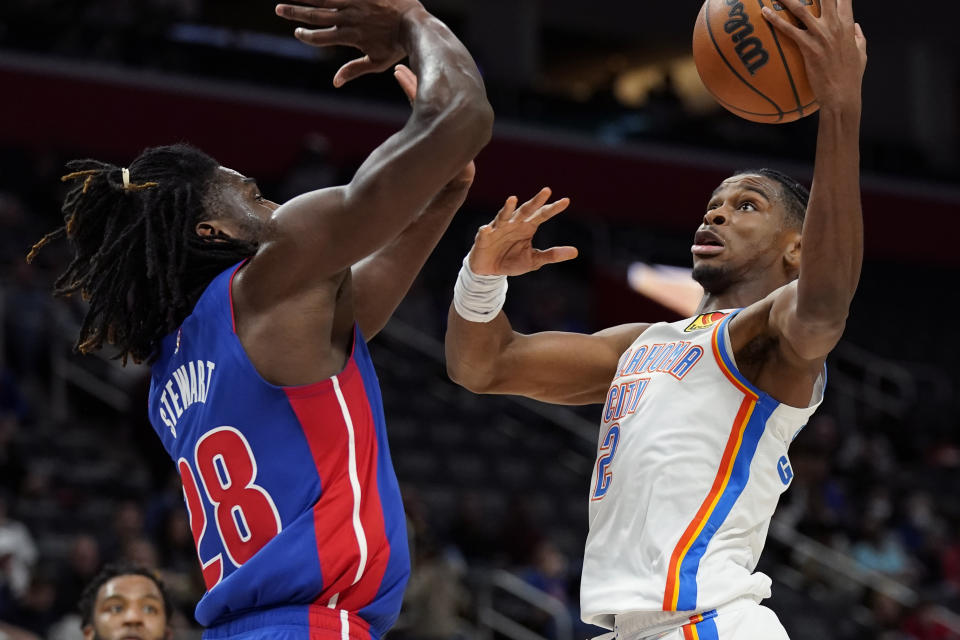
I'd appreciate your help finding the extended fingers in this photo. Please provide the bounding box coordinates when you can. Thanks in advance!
[532,246,579,269]
[277,0,347,11]
[293,26,354,48]
[276,4,340,26]
[524,197,571,224]
[335,55,392,87]
[490,196,518,229]
[761,4,813,45]
[837,0,855,22]
[770,0,820,29]
[515,187,553,218]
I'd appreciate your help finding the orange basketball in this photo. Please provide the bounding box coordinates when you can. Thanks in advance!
[692,0,821,124]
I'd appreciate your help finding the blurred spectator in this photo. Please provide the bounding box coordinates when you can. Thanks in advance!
[853,520,915,583]
[397,540,469,640]
[521,540,569,602]
[497,497,545,568]
[3,566,60,637]
[448,493,497,565]
[0,413,27,494]
[0,491,38,602]
[868,589,907,637]
[99,502,146,564]
[0,371,29,423]
[2,263,53,388]
[123,538,161,571]
[518,540,575,640]
[901,600,959,640]
[55,534,102,619]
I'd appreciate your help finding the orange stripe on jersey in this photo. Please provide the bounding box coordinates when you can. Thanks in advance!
[683,622,699,640]
[662,396,755,609]
[710,314,758,398]
[662,320,760,611]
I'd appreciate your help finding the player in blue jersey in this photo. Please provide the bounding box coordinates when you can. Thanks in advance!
[28,1,493,638]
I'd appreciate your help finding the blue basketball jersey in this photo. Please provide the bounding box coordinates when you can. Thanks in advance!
[147,263,410,639]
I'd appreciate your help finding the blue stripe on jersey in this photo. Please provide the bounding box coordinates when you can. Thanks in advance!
[715,312,765,396]
[674,312,779,611]
[675,401,774,610]
[696,612,720,640]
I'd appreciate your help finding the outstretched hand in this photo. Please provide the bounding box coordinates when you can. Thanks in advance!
[761,0,867,111]
[276,0,425,87]
[469,188,577,277]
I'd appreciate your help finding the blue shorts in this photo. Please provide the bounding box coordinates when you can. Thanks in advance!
[202,605,378,640]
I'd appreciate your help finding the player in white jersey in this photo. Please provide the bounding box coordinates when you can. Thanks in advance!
[444,1,867,638]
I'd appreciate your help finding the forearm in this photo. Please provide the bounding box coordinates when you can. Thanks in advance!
[797,104,864,322]
[401,8,491,154]
[445,305,516,392]
[352,184,469,339]
[336,12,491,258]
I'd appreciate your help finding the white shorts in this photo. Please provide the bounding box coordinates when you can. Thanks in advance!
[602,598,790,640]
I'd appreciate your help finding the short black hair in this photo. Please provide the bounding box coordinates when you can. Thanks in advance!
[78,563,173,628]
[734,167,809,229]
[28,143,258,364]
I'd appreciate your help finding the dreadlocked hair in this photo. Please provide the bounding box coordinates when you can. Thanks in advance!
[735,167,810,230]
[28,143,258,364]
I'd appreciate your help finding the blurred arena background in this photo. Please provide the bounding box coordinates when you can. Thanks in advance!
[1,1,959,638]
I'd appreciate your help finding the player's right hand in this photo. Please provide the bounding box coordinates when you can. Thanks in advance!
[761,0,867,112]
[276,0,427,88]
[468,188,578,277]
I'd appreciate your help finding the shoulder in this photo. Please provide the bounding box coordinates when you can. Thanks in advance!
[726,283,831,406]
[726,282,795,350]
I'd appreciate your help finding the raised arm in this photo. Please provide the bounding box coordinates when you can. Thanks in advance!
[761,0,867,360]
[444,190,648,405]
[245,0,493,304]
[352,66,476,339]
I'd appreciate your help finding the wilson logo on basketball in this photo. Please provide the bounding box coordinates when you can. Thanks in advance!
[684,312,728,333]
[723,0,769,75]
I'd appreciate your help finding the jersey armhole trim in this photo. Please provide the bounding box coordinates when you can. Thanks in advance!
[228,259,250,334]
[713,311,762,400]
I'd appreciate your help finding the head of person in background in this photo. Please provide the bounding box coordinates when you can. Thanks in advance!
[78,563,173,640]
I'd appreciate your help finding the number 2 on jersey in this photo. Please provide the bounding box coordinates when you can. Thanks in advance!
[178,427,282,589]
[592,423,620,501]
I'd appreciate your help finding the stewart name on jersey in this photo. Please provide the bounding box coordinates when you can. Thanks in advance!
[147,263,409,638]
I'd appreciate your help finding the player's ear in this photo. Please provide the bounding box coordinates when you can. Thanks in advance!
[783,231,801,275]
[82,624,95,640]
[195,220,235,240]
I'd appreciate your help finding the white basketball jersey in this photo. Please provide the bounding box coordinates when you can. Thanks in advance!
[581,311,824,630]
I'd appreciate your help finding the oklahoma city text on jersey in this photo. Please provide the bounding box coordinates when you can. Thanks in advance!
[582,311,824,631]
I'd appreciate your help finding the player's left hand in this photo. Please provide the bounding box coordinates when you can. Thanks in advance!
[468,188,577,277]
[276,0,425,87]
[394,64,475,192]
[761,0,867,112]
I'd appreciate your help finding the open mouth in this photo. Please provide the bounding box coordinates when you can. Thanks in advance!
[691,229,725,256]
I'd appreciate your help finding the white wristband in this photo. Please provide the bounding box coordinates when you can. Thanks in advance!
[453,255,508,323]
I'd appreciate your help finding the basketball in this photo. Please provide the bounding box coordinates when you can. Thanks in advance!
[693,0,821,124]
